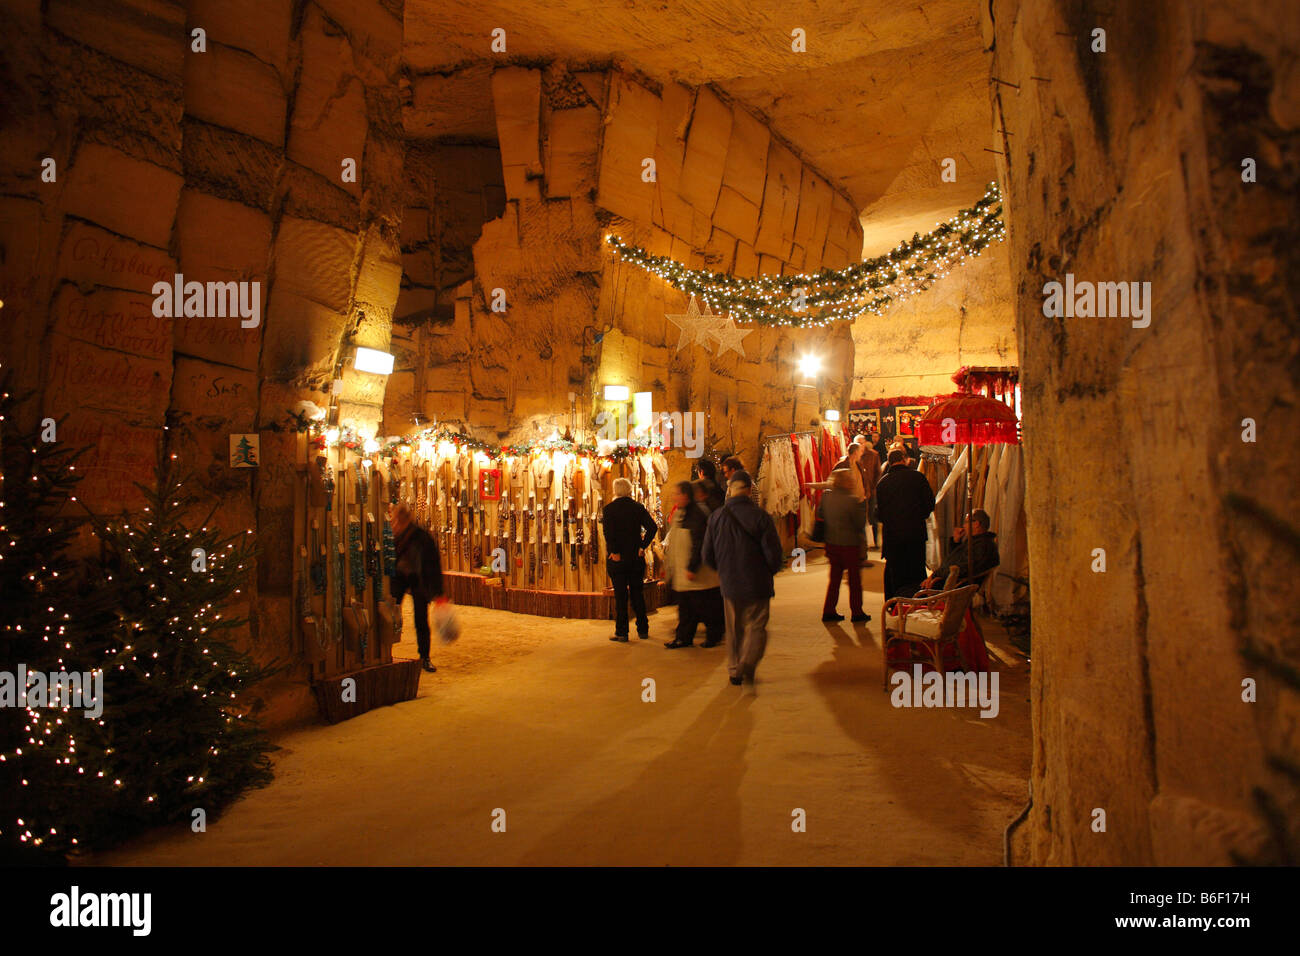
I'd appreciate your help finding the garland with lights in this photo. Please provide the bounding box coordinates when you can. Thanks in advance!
[313,422,664,463]
[607,182,1005,327]
[1,420,276,858]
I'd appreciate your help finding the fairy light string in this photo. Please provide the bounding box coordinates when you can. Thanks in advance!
[606,181,1006,327]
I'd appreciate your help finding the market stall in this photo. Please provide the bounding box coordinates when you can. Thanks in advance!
[297,422,672,637]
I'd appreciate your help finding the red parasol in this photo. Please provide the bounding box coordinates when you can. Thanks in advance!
[915,393,1020,585]
[916,393,1019,446]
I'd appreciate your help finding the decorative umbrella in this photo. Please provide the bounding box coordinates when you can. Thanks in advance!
[916,394,1020,585]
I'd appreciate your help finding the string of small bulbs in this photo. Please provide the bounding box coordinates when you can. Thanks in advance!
[606,182,1005,327]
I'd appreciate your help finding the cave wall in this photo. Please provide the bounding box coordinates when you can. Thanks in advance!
[851,240,1016,401]
[387,64,864,472]
[0,0,407,726]
[987,0,1299,864]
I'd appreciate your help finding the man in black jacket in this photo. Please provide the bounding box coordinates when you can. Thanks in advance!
[701,470,784,689]
[922,509,1000,589]
[602,477,658,641]
[390,502,443,673]
[874,449,936,599]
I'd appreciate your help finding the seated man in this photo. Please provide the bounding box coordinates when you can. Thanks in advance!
[922,509,1000,590]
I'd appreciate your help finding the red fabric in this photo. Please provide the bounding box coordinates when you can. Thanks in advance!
[916,393,1021,446]
[819,428,837,478]
[850,395,946,410]
[793,435,818,503]
[884,605,990,674]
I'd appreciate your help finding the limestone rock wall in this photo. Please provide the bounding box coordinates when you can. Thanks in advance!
[988,0,1299,864]
[391,63,864,474]
[0,0,407,725]
[851,241,1016,401]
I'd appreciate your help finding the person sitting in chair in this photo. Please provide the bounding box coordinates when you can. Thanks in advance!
[922,509,1000,590]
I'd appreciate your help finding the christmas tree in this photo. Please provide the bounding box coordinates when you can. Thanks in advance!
[233,435,257,466]
[0,378,97,861]
[1,391,277,857]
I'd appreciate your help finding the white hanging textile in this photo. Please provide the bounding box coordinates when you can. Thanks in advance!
[927,446,968,571]
[758,437,800,519]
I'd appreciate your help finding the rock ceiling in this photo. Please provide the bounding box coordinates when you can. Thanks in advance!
[403,0,998,256]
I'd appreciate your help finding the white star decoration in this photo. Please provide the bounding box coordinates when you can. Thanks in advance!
[665,295,751,358]
[712,314,753,358]
[665,294,721,352]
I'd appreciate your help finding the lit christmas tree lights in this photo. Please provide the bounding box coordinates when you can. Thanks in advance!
[0,386,275,859]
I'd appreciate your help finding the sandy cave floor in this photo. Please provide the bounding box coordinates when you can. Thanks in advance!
[92,552,1031,866]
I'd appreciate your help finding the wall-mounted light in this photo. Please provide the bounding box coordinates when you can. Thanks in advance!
[632,391,652,433]
[354,346,395,375]
[324,427,341,446]
[604,384,630,401]
[825,408,841,422]
[363,437,380,454]
[797,354,822,379]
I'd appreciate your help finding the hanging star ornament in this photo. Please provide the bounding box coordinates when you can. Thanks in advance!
[665,294,727,353]
[711,314,754,358]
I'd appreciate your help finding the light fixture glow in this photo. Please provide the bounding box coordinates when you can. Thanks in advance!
[825,408,841,422]
[603,384,630,401]
[797,354,822,378]
[354,347,394,375]
[632,391,652,433]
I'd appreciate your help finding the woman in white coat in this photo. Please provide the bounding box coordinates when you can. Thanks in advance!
[664,481,724,648]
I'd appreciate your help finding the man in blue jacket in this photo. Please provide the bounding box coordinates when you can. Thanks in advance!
[701,470,784,689]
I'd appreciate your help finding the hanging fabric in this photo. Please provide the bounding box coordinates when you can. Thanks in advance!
[926,447,968,572]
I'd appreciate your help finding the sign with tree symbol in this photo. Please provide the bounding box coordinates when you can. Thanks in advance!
[230,433,260,468]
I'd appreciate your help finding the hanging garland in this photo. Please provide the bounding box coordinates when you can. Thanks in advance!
[310,422,664,463]
[849,395,946,410]
[607,181,1005,328]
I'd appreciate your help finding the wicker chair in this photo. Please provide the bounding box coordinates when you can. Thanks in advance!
[881,581,980,690]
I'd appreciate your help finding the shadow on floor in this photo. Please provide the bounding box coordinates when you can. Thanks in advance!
[516,685,755,866]
[809,621,1023,844]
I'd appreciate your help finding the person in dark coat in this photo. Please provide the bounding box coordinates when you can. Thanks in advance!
[691,478,720,516]
[664,481,725,649]
[602,477,658,641]
[390,501,444,672]
[874,449,936,600]
[853,435,882,557]
[871,430,889,467]
[701,470,784,689]
[693,460,725,512]
[921,508,1001,589]
[817,469,870,623]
